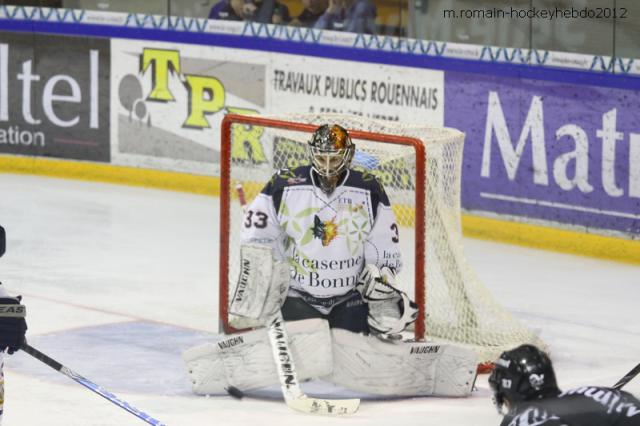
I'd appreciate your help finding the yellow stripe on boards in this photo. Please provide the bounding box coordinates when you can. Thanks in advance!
[0,155,219,196]
[462,215,640,265]
[2,154,638,265]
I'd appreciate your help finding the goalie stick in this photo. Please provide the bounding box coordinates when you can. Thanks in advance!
[21,343,166,426]
[267,312,359,415]
[234,184,360,415]
[613,362,640,390]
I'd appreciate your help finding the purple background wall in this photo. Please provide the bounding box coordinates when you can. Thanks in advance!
[445,71,640,236]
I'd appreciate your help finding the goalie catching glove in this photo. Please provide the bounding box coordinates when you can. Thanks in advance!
[356,265,418,336]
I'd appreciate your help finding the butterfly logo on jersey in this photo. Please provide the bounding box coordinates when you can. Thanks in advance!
[311,215,339,246]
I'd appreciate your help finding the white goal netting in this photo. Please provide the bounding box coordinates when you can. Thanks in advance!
[220,113,544,364]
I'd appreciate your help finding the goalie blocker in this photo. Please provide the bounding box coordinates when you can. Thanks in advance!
[184,244,477,398]
[228,244,289,324]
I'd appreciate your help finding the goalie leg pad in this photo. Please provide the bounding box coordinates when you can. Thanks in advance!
[183,318,332,395]
[326,329,477,397]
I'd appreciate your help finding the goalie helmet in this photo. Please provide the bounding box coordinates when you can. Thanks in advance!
[488,344,559,414]
[308,124,355,195]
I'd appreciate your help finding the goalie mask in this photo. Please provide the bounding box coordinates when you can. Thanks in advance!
[488,344,559,414]
[308,124,355,195]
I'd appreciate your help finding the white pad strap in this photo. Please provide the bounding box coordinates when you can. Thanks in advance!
[183,319,332,395]
[326,328,477,397]
[229,244,289,323]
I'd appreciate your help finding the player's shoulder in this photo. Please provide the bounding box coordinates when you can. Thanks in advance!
[262,166,312,195]
[560,385,624,400]
[560,385,640,412]
[345,168,386,195]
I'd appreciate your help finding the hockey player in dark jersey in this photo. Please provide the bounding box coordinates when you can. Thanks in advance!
[0,226,26,355]
[489,344,640,426]
[184,123,478,398]
[0,226,28,424]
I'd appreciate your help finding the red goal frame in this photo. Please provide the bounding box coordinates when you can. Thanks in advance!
[219,114,427,340]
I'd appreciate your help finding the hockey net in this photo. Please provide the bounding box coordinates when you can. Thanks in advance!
[219,113,544,365]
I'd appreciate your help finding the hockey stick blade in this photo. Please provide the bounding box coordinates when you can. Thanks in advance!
[613,362,640,390]
[21,343,166,426]
[286,395,360,415]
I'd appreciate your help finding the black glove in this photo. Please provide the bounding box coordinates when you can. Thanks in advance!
[0,296,27,354]
[0,225,5,258]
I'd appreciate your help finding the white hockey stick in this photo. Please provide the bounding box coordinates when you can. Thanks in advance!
[234,184,359,415]
[267,312,359,415]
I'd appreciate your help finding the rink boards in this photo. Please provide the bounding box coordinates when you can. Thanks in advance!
[0,5,639,263]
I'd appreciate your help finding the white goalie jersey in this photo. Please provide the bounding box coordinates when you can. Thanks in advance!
[241,165,402,313]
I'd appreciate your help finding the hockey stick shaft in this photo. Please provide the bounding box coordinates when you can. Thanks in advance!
[21,343,166,426]
[236,184,248,211]
[267,312,305,400]
[613,362,640,390]
[267,312,359,415]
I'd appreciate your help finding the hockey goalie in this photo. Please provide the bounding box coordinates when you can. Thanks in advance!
[184,124,477,400]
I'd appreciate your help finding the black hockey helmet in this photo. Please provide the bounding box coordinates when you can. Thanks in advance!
[308,124,355,194]
[488,344,559,413]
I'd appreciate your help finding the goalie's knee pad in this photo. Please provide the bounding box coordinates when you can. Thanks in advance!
[183,318,332,395]
[326,329,477,397]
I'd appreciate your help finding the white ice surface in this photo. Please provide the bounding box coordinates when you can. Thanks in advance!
[0,173,638,426]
